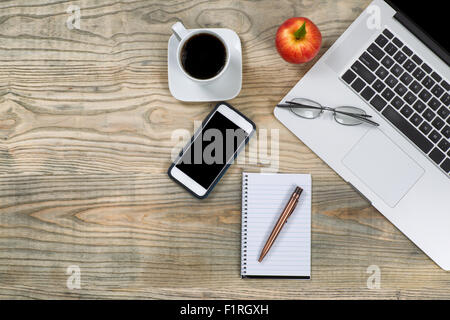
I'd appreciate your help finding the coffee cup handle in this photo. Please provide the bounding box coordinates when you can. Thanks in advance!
[172,22,188,41]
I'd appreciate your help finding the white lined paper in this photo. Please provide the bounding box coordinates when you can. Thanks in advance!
[241,173,311,278]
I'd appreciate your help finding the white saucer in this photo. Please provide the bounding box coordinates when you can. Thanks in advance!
[168,28,242,102]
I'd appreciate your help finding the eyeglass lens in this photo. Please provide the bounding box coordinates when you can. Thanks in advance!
[288,98,323,119]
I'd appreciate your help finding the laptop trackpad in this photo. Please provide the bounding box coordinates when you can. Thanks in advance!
[342,129,424,208]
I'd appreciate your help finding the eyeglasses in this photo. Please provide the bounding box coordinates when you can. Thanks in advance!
[277,98,379,126]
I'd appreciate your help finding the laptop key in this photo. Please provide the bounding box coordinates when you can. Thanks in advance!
[441,158,450,173]
[437,106,449,119]
[375,34,388,48]
[402,46,413,56]
[410,113,423,126]
[394,51,407,64]
[404,91,417,104]
[419,122,432,135]
[409,80,422,94]
[429,130,442,144]
[411,54,422,65]
[430,150,446,166]
[421,63,432,74]
[394,83,407,96]
[370,95,387,111]
[382,29,393,39]
[392,96,404,109]
[384,43,397,56]
[431,72,442,82]
[392,37,403,48]
[360,52,379,71]
[438,139,449,152]
[442,80,450,91]
[429,148,445,164]
[382,106,433,154]
[385,75,398,87]
[351,61,375,84]
[342,69,356,84]
[382,88,395,101]
[422,76,435,89]
[443,125,450,139]
[400,73,413,85]
[432,117,445,130]
[431,84,444,98]
[375,66,388,80]
[391,64,404,77]
[351,77,366,92]
[403,59,416,73]
[361,86,375,101]
[372,79,385,93]
[400,105,413,118]
[412,100,426,113]
[423,108,435,121]
[419,89,432,102]
[412,68,425,81]
[440,93,449,106]
[427,97,441,111]
[367,43,384,60]
[381,56,394,68]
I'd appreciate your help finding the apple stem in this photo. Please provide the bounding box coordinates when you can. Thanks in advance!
[294,22,306,40]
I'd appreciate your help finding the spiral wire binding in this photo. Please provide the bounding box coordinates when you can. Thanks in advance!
[241,174,248,276]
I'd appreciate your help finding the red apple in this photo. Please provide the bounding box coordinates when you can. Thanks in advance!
[275,17,322,64]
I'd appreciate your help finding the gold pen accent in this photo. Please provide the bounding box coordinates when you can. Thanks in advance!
[258,186,303,262]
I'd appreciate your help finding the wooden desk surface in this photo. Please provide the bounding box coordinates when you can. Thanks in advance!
[1,0,449,299]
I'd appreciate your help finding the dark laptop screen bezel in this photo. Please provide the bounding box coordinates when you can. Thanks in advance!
[385,0,450,66]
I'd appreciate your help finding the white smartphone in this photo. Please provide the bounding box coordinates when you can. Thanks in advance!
[168,102,256,199]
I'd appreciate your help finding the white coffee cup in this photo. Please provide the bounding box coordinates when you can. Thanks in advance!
[171,22,230,85]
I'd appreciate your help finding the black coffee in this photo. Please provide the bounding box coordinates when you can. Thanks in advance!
[181,33,227,80]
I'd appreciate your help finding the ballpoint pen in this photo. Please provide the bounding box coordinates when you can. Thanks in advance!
[258,186,303,262]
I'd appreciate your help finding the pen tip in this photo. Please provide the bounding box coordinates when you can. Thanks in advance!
[294,186,303,195]
[258,252,265,263]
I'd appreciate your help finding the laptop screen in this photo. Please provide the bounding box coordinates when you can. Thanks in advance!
[387,0,449,54]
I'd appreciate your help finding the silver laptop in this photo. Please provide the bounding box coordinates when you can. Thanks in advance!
[274,0,450,269]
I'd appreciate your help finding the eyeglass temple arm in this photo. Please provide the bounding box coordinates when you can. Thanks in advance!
[278,101,323,110]
[332,109,372,119]
[333,110,379,126]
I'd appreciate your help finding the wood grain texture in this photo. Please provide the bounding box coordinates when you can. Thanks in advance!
[1,0,449,300]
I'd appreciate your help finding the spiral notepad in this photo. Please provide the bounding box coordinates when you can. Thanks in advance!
[241,173,311,278]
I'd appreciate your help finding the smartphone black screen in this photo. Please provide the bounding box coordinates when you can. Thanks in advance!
[175,111,248,189]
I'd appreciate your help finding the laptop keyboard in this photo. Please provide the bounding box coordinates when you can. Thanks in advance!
[341,28,450,177]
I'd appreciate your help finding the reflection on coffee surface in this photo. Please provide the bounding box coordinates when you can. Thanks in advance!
[181,33,227,80]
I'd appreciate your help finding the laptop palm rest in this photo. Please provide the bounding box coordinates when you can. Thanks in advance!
[342,129,424,208]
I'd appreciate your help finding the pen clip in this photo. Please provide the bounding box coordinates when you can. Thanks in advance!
[284,206,296,224]
[286,207,295,220]
[286,187,302,221]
